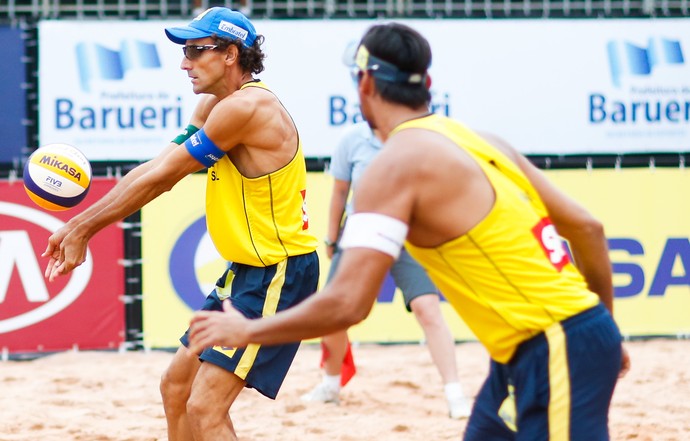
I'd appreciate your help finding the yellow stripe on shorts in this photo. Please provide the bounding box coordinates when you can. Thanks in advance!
[234,259,288,379]
[545,323,571,441]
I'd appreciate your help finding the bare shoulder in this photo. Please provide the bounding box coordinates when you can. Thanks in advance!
[213,88,257,118]
[377,127,462,177]
[189,94,220,127]
[204,88,271,137]
[198,94,221,115]
[365,132,422,187]
[354,128,446,222]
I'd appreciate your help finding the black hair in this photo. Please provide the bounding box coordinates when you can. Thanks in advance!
[214,34,266,75]
[360,23,432,108]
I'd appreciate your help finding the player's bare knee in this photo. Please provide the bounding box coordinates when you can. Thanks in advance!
[159,370,171,401]
[160,369,189,408]
[186,392,220,428]
[185,395,203,421]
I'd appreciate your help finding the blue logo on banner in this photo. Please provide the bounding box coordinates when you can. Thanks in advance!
[167,216,433,311]
[607,38,684,88]
[75,40,162,92]
[169,217,210,311]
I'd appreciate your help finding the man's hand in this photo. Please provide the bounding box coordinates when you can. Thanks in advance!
[43,229,65,280]
[42,224,89,282]
[188,300,251,353]
[326,244,336,259]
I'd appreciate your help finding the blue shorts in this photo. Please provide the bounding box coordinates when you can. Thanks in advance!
[329,246,438,312]
[180,251,319,400]
[464,303,622,441]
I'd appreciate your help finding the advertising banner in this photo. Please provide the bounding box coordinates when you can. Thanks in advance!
[39,19,690,160]
[38,20,201,161]
[0,178,125,353]
[0,26,27,165]
[141,169,690,347]
[546,168,690,336]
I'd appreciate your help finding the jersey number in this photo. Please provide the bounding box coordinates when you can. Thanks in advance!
[532,217,570,271]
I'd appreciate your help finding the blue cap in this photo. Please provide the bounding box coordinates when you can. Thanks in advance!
[165,7,257,47]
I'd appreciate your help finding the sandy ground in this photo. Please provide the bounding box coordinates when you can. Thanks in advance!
[0,339,688,441]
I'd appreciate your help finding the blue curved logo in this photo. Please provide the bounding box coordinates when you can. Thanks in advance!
[75,40,162,92]
[169,216,209,310]
[168,216,435,309]
[607,38,684,88]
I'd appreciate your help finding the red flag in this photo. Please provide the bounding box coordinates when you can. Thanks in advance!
[320,340,357,387]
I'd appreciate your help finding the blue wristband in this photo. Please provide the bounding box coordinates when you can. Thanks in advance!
[184,128,225,167]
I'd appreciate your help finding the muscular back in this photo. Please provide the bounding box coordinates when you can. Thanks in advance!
[203,83,299,178]
[357,127,496,249]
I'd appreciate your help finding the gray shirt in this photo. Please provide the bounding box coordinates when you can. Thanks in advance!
[329,122,382,216]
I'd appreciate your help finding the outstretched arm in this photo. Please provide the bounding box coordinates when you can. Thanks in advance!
[45,142,205,281]
[43,95,218,280]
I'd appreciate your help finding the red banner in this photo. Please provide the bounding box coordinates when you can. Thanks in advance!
[0,178,125,353]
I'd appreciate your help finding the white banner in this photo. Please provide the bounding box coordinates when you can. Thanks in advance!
[39,20,202,160]
[39,19,690,160]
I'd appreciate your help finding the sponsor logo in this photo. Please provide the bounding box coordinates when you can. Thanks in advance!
[0,202,92,333]
[610,237,690,298]
[166,215,431,310]
[607,38,684,88]
[190,133,201,146]
[169,216,224,310]
[588,36,690,136]
[328,91,451,126]
[218,20,248,42]
[53,96,184,131]
[39,155,83,180]
[75,40,162,92]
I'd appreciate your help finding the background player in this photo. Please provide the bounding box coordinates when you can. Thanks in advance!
[302,121,471,420]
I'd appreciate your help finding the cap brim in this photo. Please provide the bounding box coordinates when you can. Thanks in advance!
[165,26,213,45]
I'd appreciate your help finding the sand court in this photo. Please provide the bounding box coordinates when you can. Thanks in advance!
[0,339,688,441]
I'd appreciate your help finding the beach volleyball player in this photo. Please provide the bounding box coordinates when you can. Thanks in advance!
[42,8,319,441]
[189,22,631,440]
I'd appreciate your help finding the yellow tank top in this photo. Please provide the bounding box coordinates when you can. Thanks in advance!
[395,114,599,363]
[205,81,318,266]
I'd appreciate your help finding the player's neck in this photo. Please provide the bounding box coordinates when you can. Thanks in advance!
[376,104,431,141]
[239,72,254,86]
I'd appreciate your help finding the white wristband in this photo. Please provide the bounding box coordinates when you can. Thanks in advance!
[339,213,408,259]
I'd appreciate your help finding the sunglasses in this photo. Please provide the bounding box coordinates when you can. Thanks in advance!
[182,44,220,60]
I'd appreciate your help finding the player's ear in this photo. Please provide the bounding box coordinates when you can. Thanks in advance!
[359,71,375,96]
[225,44,239,64]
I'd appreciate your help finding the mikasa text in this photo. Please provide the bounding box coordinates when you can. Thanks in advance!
[39,154,83,181]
